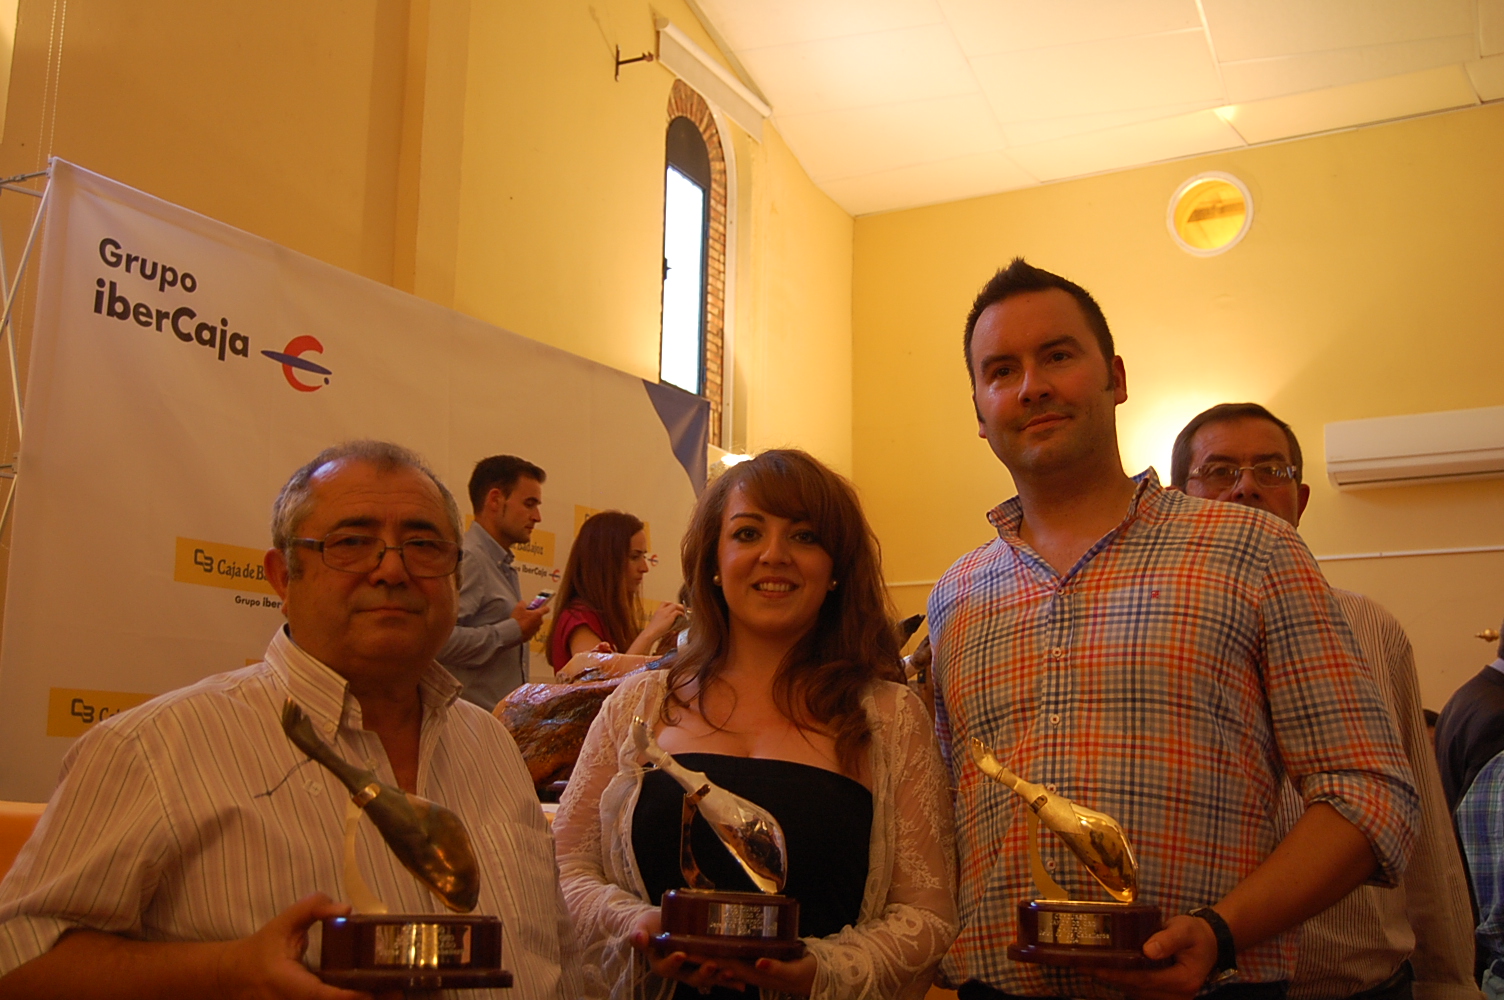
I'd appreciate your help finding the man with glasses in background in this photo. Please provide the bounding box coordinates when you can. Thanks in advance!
[0,440,581,1000]
[1172,403,1478,1000]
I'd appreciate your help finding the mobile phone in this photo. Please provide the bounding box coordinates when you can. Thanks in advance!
[526,590,554,610]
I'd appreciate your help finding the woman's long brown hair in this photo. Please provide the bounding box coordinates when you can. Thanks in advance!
[661,449,902,775]
[548,510,646,664]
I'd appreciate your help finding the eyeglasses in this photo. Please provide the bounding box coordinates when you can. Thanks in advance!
[292,532,462,578]
[1188,462,1299,490]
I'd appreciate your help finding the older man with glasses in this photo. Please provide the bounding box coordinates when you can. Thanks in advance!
[1172,403,1479,1000]
[0,440,582,1000]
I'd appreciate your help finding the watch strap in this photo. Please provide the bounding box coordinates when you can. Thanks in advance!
[1189,906,1237,980]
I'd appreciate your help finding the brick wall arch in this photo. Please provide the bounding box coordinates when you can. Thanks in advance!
[666,80,726,447]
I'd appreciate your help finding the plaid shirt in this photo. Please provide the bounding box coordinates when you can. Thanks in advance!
[1457,750,1504,974]
[928,470,1418,996]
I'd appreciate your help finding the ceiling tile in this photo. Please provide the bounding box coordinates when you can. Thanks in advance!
[1000,99,1224,145]
[1465,55,1504,100]
[937,0,1201,58]
[1483,0,1504,57]
[774,94,1006,183]
[1220,35,1479,102]
[974,29,1222,121]
[1221,64,1478,145]
[738,23,977,116]
[694,0,943,52]
[1006,109,1245,181]
[1203,0,1474,62]
[819,150,1038,215]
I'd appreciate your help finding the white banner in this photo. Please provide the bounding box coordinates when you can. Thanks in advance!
[0,160,706,801]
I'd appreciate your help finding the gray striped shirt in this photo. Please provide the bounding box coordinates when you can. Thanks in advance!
[1289,590,1480,1000]
[0,627,582,999]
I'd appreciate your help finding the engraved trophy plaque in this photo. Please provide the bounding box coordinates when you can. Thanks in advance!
[970,738,1169,970]
[632,718,805,961]
[281,700,513,991]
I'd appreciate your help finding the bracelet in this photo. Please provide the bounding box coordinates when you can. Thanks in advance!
[1188,906,1237,983]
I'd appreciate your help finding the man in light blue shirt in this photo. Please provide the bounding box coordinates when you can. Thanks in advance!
[439,454,548,710]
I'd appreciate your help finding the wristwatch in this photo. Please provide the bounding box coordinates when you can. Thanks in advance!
[1188,906,1238,985]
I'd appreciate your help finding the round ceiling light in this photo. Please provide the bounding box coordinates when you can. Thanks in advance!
[1167,172,1252,257]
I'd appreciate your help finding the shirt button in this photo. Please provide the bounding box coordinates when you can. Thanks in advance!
[1046,783,1058,793]
[1050,647,1064,659]
[1049,713,1062,726]
[306,781,323,795]
[1045,859,1057,872]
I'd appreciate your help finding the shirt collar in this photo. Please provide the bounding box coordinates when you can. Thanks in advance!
[265,626,463,740]
[987,467,1161,541]
[1490,658,1504,676]
[984,468,1162,583]
[465,520,514,567]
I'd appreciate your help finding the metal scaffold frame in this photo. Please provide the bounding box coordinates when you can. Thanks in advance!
[0,165,55,542]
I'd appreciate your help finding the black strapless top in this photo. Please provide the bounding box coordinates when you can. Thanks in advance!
[631,753,874,1000]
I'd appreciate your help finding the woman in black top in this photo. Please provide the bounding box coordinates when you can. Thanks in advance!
[554,449,957,999]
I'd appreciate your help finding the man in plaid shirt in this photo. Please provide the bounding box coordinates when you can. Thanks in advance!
[928,259,1419,1000]
[1455,750,1504,1000]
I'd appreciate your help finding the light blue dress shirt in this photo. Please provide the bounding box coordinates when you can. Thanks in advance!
[438,522,528,710]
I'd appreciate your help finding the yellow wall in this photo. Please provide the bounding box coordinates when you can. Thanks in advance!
[730,125,854,473]
[853,103,1504,709]
[444,2,853,469]
[0,1,854,642]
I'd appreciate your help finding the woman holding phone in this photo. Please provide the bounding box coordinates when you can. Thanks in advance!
[547,510,685,672]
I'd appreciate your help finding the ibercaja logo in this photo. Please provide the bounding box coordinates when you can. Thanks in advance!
[91,236,332,391]
[261,336,332,392]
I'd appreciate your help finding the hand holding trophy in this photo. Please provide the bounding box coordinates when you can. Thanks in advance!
[970,737,1169,970]
[632,717,806,961]
[281,699,513,990]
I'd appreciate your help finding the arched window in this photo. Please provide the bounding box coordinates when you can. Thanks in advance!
[661,82,726,446]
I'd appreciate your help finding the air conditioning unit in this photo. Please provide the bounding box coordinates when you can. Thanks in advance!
[1325,405,1504,490]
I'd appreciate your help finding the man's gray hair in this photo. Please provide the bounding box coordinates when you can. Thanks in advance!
[270,441,463,559]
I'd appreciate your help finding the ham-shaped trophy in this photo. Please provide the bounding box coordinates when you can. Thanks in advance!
[633,717,805,961]
[282,700,512,991]
[970,737,1170,969]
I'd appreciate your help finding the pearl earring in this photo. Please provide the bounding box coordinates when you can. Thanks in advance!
[713,574,722,586]
[828,579,838,590]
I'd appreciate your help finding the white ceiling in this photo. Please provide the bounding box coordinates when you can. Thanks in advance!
[692,0,1504,215]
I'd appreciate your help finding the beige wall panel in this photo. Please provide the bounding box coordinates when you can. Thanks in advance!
[0,0,409,282]
[731,125,854,474]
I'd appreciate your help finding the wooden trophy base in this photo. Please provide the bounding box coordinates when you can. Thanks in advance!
[654,888,806,961]
[1006,899,1172,970]
[319,913,514,990]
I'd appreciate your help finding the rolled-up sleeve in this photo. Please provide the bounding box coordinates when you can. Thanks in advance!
[0,724,172,974]
[1258,535,1419,886]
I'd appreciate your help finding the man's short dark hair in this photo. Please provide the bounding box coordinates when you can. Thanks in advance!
[468,455,546,513]
[1170,403,1304,489]
[963,258,1114,387]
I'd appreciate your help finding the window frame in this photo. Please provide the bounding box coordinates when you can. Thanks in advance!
[661,81,728,447]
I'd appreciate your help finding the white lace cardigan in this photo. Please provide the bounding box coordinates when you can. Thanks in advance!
[554,670,959,1000]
